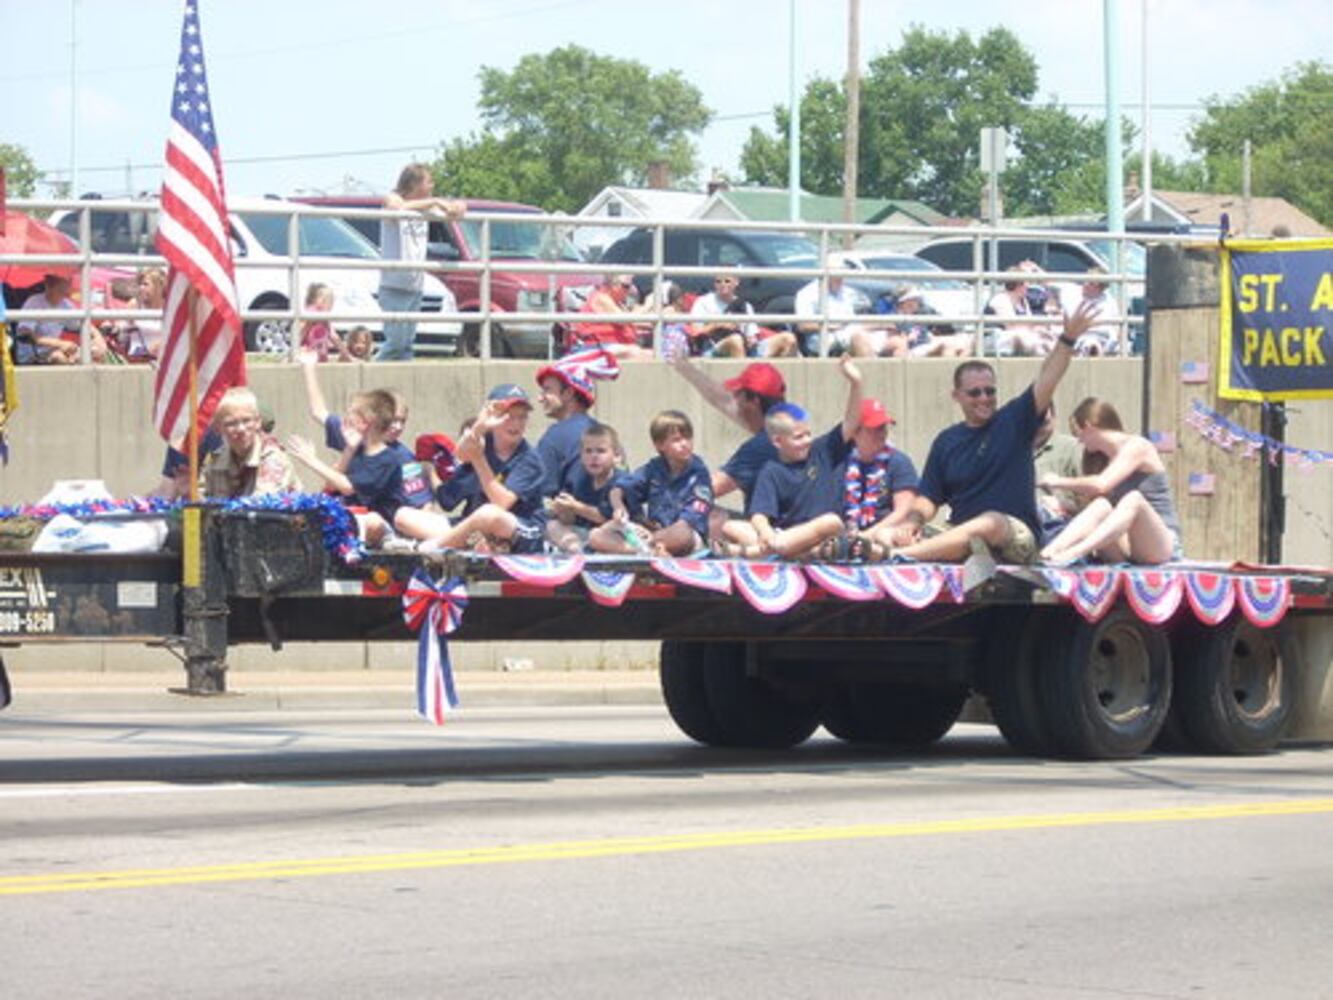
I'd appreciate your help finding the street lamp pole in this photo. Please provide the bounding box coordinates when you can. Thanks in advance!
[788,0,801,222]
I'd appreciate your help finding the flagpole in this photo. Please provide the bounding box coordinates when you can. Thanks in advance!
[186,287,200,502]
[183,287,202,591]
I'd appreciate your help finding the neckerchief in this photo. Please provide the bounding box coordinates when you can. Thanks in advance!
[844,447,893,529]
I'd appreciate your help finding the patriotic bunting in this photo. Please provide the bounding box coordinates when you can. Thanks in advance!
[1069,568,1121,622]
[581,569,635,607]
[1183,571,1236,625]
[493,553,585,587]
[1236,576,1291,628]
[1122,570,1184,625]
[730,562,808,614]
[870,565,944,609]
[804,563,883,602]
[652,557,733,594]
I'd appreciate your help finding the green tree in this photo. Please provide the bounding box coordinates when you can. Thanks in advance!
[741,26,1040,216]
[1002,105,1106,216]
[434,46,711,212]
[1187,62,1332,226]
[0,143,41,196]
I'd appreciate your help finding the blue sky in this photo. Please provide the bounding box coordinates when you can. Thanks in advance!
[2,0,1329,204]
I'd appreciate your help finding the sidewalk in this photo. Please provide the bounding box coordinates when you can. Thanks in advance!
[5,668,663,714]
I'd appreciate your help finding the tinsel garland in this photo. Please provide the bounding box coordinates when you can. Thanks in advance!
[0,492,365,563]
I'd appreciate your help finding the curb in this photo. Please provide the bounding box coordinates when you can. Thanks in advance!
[3,670,663,714]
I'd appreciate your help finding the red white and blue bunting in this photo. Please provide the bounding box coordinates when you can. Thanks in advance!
[1068,567,1122,622]
[493,553,585,587]
[1236,575,1291,628]
[804,563,882,601]
[652,557,733,594]
[1122,570,1184,625]
[870,565,944,609]
[1184,571,1236,625]
[402,571,468,725]
[581,569,636,607]
[730,562,808,614]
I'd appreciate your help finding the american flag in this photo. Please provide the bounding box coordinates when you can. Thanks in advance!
[153,1,244,445]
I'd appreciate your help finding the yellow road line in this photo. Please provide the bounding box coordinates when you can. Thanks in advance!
[4,797,1331,896]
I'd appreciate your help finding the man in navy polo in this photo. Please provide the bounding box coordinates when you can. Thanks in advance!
[893,301,1097,564]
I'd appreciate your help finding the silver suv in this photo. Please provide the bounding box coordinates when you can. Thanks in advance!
[50,198,461,356]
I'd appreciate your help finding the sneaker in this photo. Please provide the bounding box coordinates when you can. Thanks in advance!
[380,534,419,554]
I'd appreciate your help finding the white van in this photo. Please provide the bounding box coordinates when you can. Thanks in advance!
[50,197,461,356]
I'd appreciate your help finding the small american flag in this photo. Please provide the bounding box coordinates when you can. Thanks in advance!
[1149,430,1177,453]
[1188,472,1217,496]
[1179,361,1210,385]
[152,1,245,445]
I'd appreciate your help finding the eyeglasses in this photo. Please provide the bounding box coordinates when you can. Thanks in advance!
[962,386,998,399]
[613,280,634,289]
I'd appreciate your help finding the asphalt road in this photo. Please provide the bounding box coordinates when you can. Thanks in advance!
[3,707,1332,999]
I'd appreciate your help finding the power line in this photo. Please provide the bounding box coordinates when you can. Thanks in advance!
[0,0,599,83]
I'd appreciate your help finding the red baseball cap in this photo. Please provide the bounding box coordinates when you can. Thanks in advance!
[723,362,786,398]
[859,398,895,429]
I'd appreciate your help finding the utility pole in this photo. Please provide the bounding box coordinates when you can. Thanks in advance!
[1140,0,1153,220]
[841,0,861,248]
[787,0,801,222]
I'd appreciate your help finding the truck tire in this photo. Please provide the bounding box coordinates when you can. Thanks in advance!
[659,641,726,746]
[821,683,967,747]
[703,642,821,749]
[982,609,1058,756]
[1172,618,1295,754]
[1040,608,1172,759]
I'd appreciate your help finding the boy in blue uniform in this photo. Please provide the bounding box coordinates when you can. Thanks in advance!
[546,423,634,554]
[721,356,865,560]
[592,410,711,557]
[287,389,451,548]
[430,384,548,553]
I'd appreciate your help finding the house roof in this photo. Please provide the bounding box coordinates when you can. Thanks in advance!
[702,187,947,226]
[1128,190,1329,237]
[577,186,710,220]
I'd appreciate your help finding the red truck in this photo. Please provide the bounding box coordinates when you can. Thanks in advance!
[295,196,589,358]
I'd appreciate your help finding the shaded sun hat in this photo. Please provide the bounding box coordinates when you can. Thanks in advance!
[858,398,895,429]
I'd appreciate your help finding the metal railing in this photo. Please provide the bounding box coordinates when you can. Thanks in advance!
[3,196,1200,363]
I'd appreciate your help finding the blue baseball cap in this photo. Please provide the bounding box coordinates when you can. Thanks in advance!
[486,383,532,409]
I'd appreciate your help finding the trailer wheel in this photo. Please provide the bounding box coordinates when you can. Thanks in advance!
[703,642,821,749]
[821,683,967,747]
[1041,608,1172,759]
[982,609,1057,756]
[659,641,726,746]
[1172,618,1295,754]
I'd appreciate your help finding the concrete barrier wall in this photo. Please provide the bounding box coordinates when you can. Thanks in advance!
[2,357,1142,505]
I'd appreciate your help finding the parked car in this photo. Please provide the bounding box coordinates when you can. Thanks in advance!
[598,226,874,318]
[49,197,462,356]
[294,196,586,358]
[911,233,1146,311]
[827,250,975,321]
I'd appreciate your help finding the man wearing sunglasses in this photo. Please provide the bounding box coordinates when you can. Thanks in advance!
[887,300,1098,566]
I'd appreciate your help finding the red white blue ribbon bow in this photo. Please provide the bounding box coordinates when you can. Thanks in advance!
[402,570,468,724]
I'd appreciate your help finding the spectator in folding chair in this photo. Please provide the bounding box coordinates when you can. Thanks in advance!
[568,273,654,360]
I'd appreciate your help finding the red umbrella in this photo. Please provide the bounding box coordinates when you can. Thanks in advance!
[0,210,78,289]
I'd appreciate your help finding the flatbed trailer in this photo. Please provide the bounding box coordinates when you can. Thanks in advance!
[2,508,1330,761]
